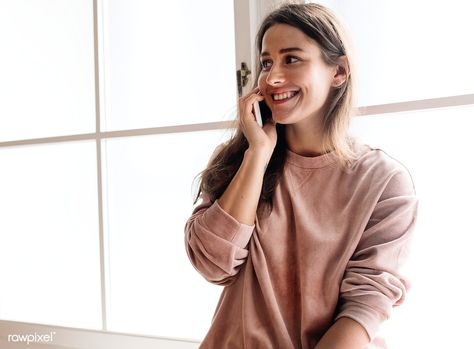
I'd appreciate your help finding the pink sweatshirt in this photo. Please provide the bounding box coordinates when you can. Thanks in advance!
[184,141,418,349]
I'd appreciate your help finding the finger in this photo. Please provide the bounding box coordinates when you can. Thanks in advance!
[250,94,265,102]
[244,95,265,116]
[240,93,264,111]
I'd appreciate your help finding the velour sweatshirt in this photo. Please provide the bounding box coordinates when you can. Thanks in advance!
[184,141,418,349]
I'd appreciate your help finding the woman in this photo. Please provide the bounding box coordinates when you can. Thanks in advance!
[184,3,418,348]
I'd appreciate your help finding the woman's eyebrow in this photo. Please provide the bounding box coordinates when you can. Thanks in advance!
[260,47,305,57]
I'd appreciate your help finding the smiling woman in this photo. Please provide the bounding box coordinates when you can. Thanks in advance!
[185,2,418,349]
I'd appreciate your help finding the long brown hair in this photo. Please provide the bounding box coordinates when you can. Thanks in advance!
[193,2,359,216]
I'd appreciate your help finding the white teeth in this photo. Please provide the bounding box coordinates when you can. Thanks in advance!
[273,91,298,101]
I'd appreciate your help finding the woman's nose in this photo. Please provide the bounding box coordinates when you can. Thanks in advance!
[265,66,286,85]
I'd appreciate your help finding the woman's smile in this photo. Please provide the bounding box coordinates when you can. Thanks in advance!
[271,90,300,105]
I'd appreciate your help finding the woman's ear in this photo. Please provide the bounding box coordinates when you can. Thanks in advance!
[331,55,349,88]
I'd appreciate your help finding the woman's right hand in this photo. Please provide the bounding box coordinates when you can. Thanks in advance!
[238,87,277,157]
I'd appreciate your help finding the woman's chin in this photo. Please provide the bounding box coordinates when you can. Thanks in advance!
[271,113,292,124]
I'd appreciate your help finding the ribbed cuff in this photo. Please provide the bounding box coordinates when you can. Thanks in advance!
[200,199,255,248]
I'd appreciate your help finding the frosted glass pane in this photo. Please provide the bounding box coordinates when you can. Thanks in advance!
[0,1,96,142]
[310,0,474,105]
[349,105,474,348]
[103,129,233,340]
[0,141,102,329]
[101,0,237,131]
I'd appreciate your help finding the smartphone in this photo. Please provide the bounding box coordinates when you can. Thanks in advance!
[253,100,272,127]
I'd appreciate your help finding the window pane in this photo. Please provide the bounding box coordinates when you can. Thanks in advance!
[309,0,474,105]
[0,0,96,142]
[101,0,237,131]
[0,141,102,329]
[103,129,233,339]
[349,105,474,348]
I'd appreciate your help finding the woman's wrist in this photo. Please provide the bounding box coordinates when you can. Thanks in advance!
[245,147,273,170]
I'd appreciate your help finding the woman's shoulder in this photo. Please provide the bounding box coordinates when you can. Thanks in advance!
[346,140,416,195]
[348,139,412,178]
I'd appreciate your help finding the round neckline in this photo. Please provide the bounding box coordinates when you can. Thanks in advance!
[285,147,338,169]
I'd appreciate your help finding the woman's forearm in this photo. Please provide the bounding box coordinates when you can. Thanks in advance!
[217,148,270,225]
[314,317,370,349]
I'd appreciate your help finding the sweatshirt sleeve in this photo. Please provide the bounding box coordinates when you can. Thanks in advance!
[184,193,255,285]
[334,167,419,341]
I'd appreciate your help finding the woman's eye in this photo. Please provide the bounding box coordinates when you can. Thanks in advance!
[261,60,271,69]
[260,56,299,70]
[286,56,298,64]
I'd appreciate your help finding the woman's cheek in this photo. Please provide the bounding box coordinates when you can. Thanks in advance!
[257,72,266,90]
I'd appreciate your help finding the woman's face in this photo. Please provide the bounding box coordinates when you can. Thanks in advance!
[258,23,339,127]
